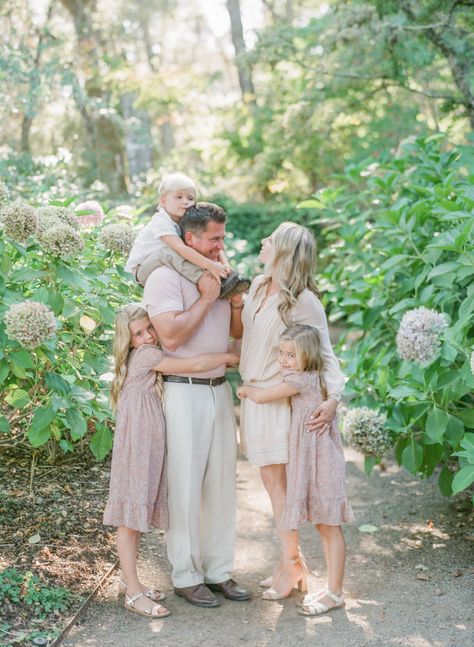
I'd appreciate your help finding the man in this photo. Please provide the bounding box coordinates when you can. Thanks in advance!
[143,203,250,608]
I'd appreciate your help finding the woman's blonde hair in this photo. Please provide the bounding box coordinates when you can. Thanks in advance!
[110,303,163,411]
[280,324,327,398]
[260,222,320,325]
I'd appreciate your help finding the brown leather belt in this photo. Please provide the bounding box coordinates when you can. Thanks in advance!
[162,375,227,386]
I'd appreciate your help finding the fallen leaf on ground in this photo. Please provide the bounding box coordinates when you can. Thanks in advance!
[452,570,463,577]
[358,524,378,533]
[415,564,428,571]
[416,573,429,581]
[28,533,41,544]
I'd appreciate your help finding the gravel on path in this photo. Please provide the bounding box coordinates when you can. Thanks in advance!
[63,448,474,647]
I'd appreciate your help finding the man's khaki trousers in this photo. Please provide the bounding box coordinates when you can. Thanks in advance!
[163,381,237,588]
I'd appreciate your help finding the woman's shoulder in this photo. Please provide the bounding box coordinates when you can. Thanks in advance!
[294,289,325,317]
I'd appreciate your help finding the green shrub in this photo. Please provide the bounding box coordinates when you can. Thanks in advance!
[311,135,474,496]
[0,198,140,460]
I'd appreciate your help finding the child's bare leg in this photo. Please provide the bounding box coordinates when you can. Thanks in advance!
[117,526,164,613]
[315,524,345,602]
[117,526,142,592]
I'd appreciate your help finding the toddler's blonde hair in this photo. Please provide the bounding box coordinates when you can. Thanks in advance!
[280,324,327,398]
[158,172,196,196]
[110,303,163,411]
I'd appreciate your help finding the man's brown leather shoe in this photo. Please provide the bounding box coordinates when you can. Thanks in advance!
[174,584,220,608]
[207,579,251,601]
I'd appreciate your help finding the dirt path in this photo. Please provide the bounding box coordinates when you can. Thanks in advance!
[63,449,473,647]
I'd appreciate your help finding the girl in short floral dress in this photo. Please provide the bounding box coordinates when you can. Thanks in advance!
[103,304,238,618]
[238,324,353,615]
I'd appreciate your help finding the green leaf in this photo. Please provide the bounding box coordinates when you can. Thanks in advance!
[30,405,56,432]
[0,415,10,434]
[389,385,423,400]
[427,262,458,279]
[0,362,9,387]
[446,414,464,447]
[5,389,31,409]
[45,372,71,396]
[425,407,449,443]
[9,349,35,369]
[364,455,377,476]
[401,439,423,474]
[455,409,474,429]
[452,465,474,494]
[422,443,443,476]
[64,408,87,441]
[59,439,74,453]
[28,425,51,447]
[438,466,453,496]
[89,425,113,460]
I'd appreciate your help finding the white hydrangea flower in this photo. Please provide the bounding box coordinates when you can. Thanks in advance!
[342,407,391,456]
[2,200,38,242]
[5,301,57,349]
[74,200,105,228]
[40,224,84,258]
[396,307,447,364]
[100,224,135,255]
[37,206,79,233]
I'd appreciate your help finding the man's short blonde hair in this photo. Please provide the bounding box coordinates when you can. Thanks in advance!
[158,172,197,196]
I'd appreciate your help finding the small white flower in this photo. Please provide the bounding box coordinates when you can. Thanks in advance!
[100,224,135,255]
[396,307,447,364]
[5,301,57,349]
[74,200,105,228]
[342,407,391,456]
[471,350,474,376]
[2,200,38,242]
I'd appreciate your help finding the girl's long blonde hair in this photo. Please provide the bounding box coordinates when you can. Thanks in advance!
[110,304,163,411]
[259,222,320,326]
[280,324,328,398]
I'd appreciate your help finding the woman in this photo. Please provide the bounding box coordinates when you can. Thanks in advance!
[239,222,346,608]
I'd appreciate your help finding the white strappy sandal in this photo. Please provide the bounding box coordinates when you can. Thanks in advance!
[119,578,165,602]
[125,592,170,618]
[297,588,344,616]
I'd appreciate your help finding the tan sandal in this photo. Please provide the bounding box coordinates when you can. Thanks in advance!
[261,557,307,601]
[298,588,344,616]
[125,592,170,618]
[119,578,165,602]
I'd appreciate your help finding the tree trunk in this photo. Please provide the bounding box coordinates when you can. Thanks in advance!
[225,0,255,101]
[20,1,55,154]
[401,0,474,130]
[120,93,154,178]
[59,0,128,193]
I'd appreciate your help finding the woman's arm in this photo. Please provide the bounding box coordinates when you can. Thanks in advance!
[237,382,297,403]
[161,234,228,281]
[154,352,239,374]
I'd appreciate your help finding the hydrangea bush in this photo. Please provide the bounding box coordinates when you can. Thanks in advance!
[0,197,140,460]
[308,135,474,496]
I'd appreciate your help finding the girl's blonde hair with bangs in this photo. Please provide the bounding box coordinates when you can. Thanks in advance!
[280,324,328,398]
[259,222,320,326]
[110,303,163,411]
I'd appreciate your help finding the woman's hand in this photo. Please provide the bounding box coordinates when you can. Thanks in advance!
[304,398,338,436]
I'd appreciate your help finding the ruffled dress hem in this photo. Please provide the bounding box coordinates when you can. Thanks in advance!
[279,496,354,530]
[103,501,168,533]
